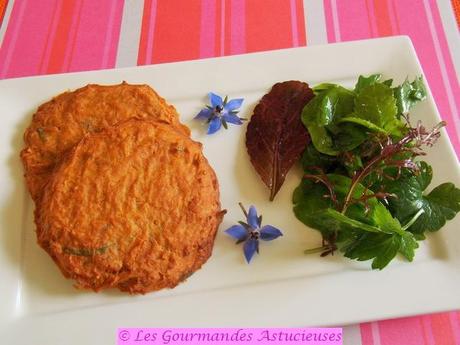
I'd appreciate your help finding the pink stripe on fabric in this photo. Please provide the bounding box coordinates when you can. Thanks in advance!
[330,0,341,42]
[101,0,122,69]
[199,0,216,58]
[290,0,299,46]
[38,0,62,74]
[370,322,382,345]
[421,315,436,345]
[145,0,157,64]
[62,0,84,72]
[360,323,375,345]
[365,0,377,38]
[323,0,336,43]
[0,0,52,78]
[392,0,460,153]
[68,0,124,72]
[378,317,426,345]
[230,0,245,54]
[335,0,371,41]
[0,0,26,77]
[220,0,225,56]
[449,312,460,345]
[110,1,124,67]
[428,0,460,143]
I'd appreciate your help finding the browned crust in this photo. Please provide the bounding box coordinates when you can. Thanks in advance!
[21,82,190,202]
[36,119,223,294]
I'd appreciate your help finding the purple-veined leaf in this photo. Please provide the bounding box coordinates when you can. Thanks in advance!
[246,81,314,200]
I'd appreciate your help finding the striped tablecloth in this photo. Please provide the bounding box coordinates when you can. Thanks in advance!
[0,1,459,344]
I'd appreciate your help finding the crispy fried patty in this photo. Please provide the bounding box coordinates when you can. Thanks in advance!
[36,119,223,293]
[21,82,190,202]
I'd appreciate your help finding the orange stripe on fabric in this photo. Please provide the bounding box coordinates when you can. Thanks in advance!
[246,0,292,52]
[137,0,153,65]
[224,0,231,55]
[38,0,60,73]
[385,0,399,35]
[430,313,456,345]
[452,0,460,27]
[152,0,201,63]
[373,0,393,36]
[46,0,78,74]
[296,0,306,46]
[0,0,7,27]
[365,0,376,37]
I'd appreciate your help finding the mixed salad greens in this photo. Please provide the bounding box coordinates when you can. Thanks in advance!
[292,74,460,269]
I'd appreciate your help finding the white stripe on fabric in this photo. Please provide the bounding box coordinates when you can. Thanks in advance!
[436,0,460,79]
[342,325,363,345]
[423,0,460,138]
[303,0,328,45]
[0,0,15,50]
[330,0,341,42]
[115,0,144,68]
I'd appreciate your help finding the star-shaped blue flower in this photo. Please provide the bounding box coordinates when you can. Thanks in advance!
[195,92,245,134]
[225,203,283,263]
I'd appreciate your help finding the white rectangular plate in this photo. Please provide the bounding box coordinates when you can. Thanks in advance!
[1,36,459,344]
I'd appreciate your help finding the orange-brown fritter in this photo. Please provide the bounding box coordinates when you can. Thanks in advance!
[36,119,223,294]
[21,82,190,202]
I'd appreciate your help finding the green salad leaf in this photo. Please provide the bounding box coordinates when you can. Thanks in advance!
[300,145,338,173]
[353,83,401,134]
[293,174,418,269]
[380,161,460,238]
[301,85,355,155]
[393,76,427,115]
[293,176,384,236]
[354,74,383,93]
[293,74,458,269]
[343,230,418,269]
[336,116,387,134]
[301,75,423,156]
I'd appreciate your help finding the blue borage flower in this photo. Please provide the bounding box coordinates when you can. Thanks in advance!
[195,92,245,134]
[225,203,283,263]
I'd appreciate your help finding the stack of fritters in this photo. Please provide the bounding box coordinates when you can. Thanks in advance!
[21,83,224,294]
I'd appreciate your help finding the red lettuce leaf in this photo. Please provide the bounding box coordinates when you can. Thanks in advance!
[246,81,314,200]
